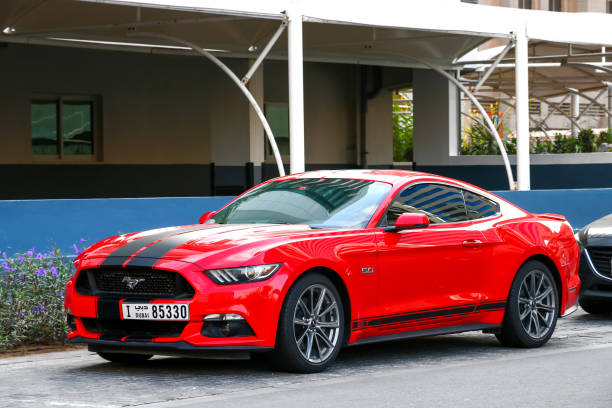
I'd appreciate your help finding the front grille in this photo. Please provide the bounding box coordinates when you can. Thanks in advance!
[76,268,195,298]
[81,318,187,338]
[587,247,612,278]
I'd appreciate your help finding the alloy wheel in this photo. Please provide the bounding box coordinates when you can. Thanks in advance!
[293,284,341,363]
[518,269,556,339]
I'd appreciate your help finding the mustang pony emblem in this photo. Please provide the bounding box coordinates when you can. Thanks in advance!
[122,276,145,290]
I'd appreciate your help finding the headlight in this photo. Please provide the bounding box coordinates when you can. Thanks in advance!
[205,263,281,285]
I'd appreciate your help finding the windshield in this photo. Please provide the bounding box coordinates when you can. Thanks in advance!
[211,178,391,229]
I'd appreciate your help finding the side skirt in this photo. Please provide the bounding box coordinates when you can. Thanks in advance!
[348,323,501,346]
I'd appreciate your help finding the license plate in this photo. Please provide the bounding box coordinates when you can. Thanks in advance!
[121,303,189,321]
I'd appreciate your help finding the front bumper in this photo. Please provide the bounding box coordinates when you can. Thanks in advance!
[578,246,612,301]
[65,262,292,349]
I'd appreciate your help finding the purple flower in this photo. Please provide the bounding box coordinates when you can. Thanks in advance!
[58,291,64,297]
[36,253,43,259]
[18,273,24,280]
[18,256,24,263]
[1,261,7,269]
[8,267,14,273]
[27,250,33,258]
[36,268,46,276]
[18,312,23,318]
[2,252,6,259]
[50,267,58,277]
[73,244,81,255]
[79,238,86,243]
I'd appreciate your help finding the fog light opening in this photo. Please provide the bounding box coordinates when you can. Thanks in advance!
[66,314,77,331]
[201,314,254,338]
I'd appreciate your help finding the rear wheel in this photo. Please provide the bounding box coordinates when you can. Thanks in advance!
[579,298,612,314]
[97,352,153,363]
[270,273,344,373]
[496,260,558,348]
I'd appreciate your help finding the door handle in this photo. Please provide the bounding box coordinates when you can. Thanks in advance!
[462,239,483,248]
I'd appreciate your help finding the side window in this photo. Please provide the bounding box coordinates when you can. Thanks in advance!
[382,183,469,226]
[463,190,500,220]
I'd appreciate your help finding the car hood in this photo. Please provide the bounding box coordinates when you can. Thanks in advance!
[81,223,349,268]
[578,214,612,247]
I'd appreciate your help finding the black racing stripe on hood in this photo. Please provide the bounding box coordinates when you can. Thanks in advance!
[122,225,238,268]
[100,225,220,268]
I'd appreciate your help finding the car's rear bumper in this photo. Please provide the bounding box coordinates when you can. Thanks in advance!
[71,336,272,359]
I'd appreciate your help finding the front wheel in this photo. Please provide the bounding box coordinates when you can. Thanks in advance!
[270,273,345,373]
[496,260,559,348]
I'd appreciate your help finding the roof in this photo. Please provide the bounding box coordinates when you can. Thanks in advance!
[272,169,445,187]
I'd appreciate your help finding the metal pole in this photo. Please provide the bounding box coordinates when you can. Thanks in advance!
[473,40,514,92]
[514,27,530,191]
[409,55,515,190]
[129,31,285,176]
[287,9,305,175]
[608,82,612,130]
[570,90,579,138]
[242,20,287,84]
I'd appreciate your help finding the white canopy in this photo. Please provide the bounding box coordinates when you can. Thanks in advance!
[3,0,611,68]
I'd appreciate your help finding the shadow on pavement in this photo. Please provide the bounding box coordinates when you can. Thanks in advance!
[69,333,503,377]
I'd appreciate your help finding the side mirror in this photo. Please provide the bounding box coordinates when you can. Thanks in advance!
[383,213,429,233]
[199,211,216,224]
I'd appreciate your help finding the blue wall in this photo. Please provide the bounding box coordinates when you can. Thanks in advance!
[493,188,612,232]
[0,189,610,255]
[0,197,233,255]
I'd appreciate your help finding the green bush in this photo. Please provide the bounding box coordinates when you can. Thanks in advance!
[0,245,81,349]
[462,128,612,155]
[577,128,596,152]
[597,129,612,149]
[393,92,413,162]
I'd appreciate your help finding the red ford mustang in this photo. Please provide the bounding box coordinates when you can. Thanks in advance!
[64,170,580,372]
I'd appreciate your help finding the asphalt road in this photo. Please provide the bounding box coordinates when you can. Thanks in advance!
[2,309,612,408]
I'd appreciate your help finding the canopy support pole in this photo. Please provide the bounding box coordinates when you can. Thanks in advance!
[570,90,580,138]
[128,31,285,177]
[514,27,530,191]
[410,55,516,190]
[568,88,612,128]
[608,82,612,130]
[242,20,287,84]
[287,8,305,175]
[473,40,514,92]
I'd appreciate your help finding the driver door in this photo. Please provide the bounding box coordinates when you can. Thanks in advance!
[370,183,487,332]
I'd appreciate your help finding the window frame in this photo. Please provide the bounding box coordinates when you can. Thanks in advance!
[462,189,501,221]
[263,102,290,162]
[376,181,501,228]
[30,94,100,162]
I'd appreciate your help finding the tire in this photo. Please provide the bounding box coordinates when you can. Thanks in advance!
[270,272,345,373]
[97,352,153,363]
[579,298,612,315]
[496,260,559,348]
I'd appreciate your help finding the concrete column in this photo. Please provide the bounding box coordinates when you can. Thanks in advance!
[287,9,305,174]
[413,69,460,166]
[514,26,530,191]
[571,91,580,137]
[247,60,264,184]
